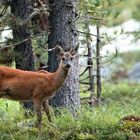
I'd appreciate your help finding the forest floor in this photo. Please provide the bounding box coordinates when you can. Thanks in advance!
[0,82,139,140]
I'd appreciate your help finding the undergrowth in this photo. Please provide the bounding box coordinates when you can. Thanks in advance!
[0,82,139,140]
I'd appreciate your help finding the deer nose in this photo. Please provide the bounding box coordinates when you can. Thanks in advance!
[65,63,71,69]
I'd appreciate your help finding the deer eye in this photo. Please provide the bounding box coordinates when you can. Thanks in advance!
[62,58,65,61]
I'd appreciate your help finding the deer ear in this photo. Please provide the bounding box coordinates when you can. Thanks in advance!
[55,45,64,56]
[70,44,79,56]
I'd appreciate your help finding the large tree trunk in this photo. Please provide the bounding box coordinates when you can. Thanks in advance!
[11,0,34,110]
[48,0,80,114]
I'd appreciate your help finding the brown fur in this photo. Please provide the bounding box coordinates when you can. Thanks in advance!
[0,46,78,130]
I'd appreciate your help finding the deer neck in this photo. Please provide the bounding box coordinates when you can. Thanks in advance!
[52,62,69,91]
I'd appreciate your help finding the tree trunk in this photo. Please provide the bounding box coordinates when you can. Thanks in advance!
[85,22,95,104]
[96,25,101,101]
[48,0,80,114]
[11,0,34,110]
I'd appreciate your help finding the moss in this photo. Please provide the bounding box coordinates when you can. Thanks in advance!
[120,121,140,134]
[119,115,140,134]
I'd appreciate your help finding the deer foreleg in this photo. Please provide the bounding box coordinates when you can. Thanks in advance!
[42,100,52,122]
[33,98,42,130]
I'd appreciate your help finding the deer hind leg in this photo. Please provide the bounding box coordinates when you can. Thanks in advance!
[0,91,5,98]
[42,100,52,122]
[0,89,11,98]
[0,90,2,98]
[33,97,42,130]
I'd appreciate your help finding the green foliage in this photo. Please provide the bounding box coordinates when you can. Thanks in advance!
[78,0,140,28]
[118,0,140,21]
[78,0,123,27]
[0,82,139,139]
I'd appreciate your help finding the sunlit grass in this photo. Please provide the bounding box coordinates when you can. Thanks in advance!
[0,82,139,139]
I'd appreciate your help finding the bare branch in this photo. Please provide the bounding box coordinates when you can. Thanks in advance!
[79,81,89,85]
[0,32,46,50]
[73,29,104,38]
[80,55,109,59]
[79,67,89,77]
[80,76,89,81]
[0,5,9,17]
[0,27,11,32]
[20,7,48,25]
[83,15,107,21]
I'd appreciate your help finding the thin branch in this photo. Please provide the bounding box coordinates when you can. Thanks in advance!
[0,5,8,17]
[21,10,39,25]
[0,38,30,49]
[80,55,109,59]
[79,67,89,77]
[83,15,107,21]
[80,74,106,82]
[79,64,92,67]
[80,75,89,81]
[0,27,11,32]
[80,88,90,93]
[32,44,58,55]
[79,81,89,85]
[73,29,104,38]
[0,32,46,50]
[37,0,44,6]
[69,11,81,23]
[20,7,48,25]
[80,97,90,100]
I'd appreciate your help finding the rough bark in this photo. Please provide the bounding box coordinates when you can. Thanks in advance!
[11,0,34,109]
[48,0,80,114]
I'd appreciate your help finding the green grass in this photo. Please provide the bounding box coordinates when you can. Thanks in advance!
[0,82,140,140]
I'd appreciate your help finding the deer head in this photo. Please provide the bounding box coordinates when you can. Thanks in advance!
[56,45,79,70]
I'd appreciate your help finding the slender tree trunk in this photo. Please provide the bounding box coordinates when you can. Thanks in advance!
[48,0,80,114]
[96,25,101,101]
[87,43,95,101]
[11,0,34,110]
[82,1,95,105]
[85,24,94,104]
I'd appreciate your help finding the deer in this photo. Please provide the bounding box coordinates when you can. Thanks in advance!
[0,45,78,130]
